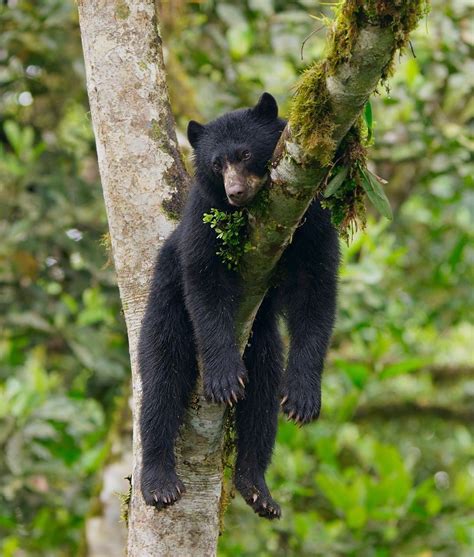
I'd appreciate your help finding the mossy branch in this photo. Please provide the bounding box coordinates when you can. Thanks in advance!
[236,0,428,337]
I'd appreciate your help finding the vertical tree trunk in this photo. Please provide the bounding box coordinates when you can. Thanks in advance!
[78,2,225,555]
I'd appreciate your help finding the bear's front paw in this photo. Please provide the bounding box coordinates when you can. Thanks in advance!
[141,467,185,510]
[280,382,321,425]
[235,470,281,520]
[203,365,248,405]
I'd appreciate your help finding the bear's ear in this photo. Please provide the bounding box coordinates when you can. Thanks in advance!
[187,120,205,148]
[252,92,278,121]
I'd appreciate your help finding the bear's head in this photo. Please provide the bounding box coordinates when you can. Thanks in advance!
[187,93,286,208]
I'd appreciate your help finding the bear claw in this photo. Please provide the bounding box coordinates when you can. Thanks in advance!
[247,491,281,519]
[204,370,248,406]
[280,387,321,425]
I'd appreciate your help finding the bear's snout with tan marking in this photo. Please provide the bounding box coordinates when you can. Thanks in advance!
[223,162,266,207]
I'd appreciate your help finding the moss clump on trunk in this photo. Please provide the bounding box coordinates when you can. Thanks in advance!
[289,62,336,166]
[326,0,430,78]
[288,0,430,237]
[321,125,369,241]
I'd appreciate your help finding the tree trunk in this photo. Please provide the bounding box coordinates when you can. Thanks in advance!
[77,1,427,555]
[77,2,222,555]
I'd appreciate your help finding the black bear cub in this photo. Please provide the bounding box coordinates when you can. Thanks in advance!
[138,93,339,519]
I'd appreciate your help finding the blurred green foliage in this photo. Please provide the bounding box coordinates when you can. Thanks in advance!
[0,1,129,554]
[0,1,473,556]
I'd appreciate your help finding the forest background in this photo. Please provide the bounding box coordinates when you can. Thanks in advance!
[0,1,473,555]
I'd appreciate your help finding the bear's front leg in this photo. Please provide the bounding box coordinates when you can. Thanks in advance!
[182,263,248,405]
[280,275,337,424]
[280,347,323,425]
[138,239,198,509]
[279,200,340,424]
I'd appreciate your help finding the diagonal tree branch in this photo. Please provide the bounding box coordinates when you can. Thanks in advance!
[238,1,429,334]
[78,1,428,555]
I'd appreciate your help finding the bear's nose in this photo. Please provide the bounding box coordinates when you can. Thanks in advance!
[229,188,245,201]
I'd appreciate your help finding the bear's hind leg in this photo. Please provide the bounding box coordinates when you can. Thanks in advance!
[234,298,283,519]
[138,240,198,509]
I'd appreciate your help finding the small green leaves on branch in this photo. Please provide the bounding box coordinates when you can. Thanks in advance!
[203,209,252,271]
[358,165,392,221]
[321,126,392,241]
[324,166,349,198]
[363,101,374,143]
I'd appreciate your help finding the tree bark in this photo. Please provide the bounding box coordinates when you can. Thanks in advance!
[78,1,427,555]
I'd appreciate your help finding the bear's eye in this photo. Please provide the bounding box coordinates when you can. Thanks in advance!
[212,160,221,172]
[241,150,251,161]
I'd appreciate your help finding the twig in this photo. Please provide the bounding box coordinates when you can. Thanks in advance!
[301,25,325,60]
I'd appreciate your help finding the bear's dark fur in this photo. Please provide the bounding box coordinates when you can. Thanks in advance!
[138,93,339,519]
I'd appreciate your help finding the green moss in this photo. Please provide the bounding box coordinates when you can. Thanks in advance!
[118,476,132,525]
[291,0,430,154]
[290,0,429,238]
[325,0,430,79]
[249,186,271,218]
[289,62,336,166]
[99,231,113,269]
[115,0,130,20]
[149,120,188,220]
[148,119,173,157]
[162,163,188,220]
[203,209,252,271]
[162,197,181,221]
[99,231,111,251]
[219,409,237,533]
